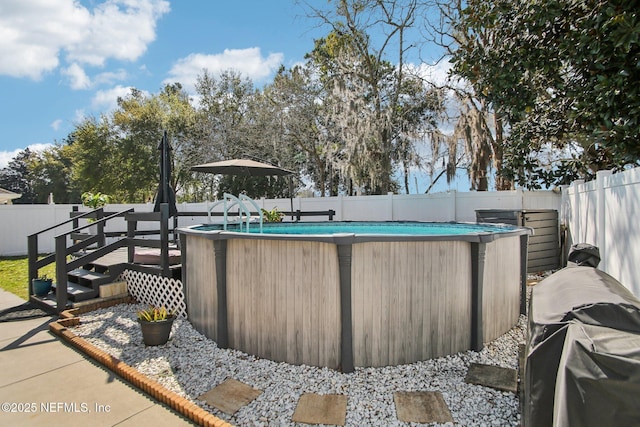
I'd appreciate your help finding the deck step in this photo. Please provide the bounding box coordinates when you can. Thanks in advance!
[52,281,98,302]
[67,268,109,287]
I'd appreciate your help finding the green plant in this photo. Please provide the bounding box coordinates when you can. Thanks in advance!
[0,257,57,300]
[136,305,176,322]
[35,274,52,282]
[81,192,110,209]
[261,207,284,223]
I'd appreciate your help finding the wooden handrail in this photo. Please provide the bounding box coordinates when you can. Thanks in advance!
[27,207,105,238]
[55,208,134,238]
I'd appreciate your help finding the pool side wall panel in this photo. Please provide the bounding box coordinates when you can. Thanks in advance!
[184,236,219,341]
[482,237,522,342]
[351,241,472,367]
[226,239,341,368]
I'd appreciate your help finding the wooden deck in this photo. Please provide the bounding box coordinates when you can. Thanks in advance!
[90,247,128,268]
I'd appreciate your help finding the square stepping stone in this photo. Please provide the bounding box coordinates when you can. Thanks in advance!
[465,363,518,393]
[197,378,262,415]
[292,393,348,426]
[393,391,454,424]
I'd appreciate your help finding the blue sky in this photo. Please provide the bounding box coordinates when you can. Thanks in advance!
[0,0,330,166]
[0,0,462,192]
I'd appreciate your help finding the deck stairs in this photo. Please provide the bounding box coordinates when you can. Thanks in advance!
[51,264,124,303]
[28,204,178,313]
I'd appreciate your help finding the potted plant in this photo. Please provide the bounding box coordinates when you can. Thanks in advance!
[81,191,111,223]
[32,275,53,297]
[136,305,176,346]
[261,207,284,223]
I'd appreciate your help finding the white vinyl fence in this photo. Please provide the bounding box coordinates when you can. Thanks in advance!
[0,189,560,257]
[562,167,640,296]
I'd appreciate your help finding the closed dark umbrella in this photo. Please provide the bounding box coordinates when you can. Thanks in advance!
[153,130,178,217]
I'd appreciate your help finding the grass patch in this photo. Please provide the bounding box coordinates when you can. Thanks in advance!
[0,256,57,301]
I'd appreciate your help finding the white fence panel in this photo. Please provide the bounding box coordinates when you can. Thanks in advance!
[0,205,74,256]
[391,193,455,221]
[454,191,522,222]
[563,167,640,296]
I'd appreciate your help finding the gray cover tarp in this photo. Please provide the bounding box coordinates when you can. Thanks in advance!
[524,266,640,427]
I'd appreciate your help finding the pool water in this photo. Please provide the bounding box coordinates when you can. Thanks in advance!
[194,221,516,236]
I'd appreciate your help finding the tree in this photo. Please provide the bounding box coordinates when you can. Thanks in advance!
[66,115,121,199]
[194,70,299,199]
[113,84,199,202]
[0,149,38,203]
[450,0,640,188]
[304,0,445,194]
[68,84,199,203]
[421,0,513,191]
[261,65,340,196]
[30,144,80,204]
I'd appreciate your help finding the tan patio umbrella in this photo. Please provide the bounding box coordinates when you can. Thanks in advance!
[191,158,296,218]
[190,159,294,176]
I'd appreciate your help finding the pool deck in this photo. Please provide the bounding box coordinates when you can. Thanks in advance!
[0,289,195,426]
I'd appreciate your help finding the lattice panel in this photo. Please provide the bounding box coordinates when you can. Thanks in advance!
[121,270,186,317]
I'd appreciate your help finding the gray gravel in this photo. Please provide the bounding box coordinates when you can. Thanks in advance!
[72,291,532,426]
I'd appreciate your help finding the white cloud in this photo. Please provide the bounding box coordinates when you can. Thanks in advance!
[0,149,20,169]
[62,63,91,89]
[51,119,63,131]
[0,143,53,169]
[91,85,149,111]
[164,48,284,92]
[0,0,169,81]
[411,59,454,87]
[94,69,128,86]
[66,0,171,66]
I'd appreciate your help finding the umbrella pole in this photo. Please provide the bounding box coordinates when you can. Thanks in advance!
[289,176,294,221]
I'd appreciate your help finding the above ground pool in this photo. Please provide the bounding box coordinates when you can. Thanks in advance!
[178,221,530,372]
[193,221,518,236]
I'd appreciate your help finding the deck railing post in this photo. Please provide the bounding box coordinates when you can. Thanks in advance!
[55,234,68,312]
[72,205,79,229]
[27,234,38,296]
[96,208,106,247]
[126,217,136,263]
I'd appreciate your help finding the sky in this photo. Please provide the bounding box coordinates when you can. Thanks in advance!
[0,0,460,192]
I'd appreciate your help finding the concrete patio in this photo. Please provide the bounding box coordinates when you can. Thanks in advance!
[0,289,194,427]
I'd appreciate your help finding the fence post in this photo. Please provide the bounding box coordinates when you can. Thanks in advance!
[596,170,612,271]
[452,190,458,221]
[571,180,584,244]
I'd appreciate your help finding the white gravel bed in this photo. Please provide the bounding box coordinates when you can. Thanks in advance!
[71,297,529,427]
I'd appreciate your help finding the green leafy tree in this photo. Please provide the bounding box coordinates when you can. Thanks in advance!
[450,0,640,188]
[263,65,340,196]
[69,84,199,202]
[30,144,80,204]
[194,70,297,199]
[0,149,38,203]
